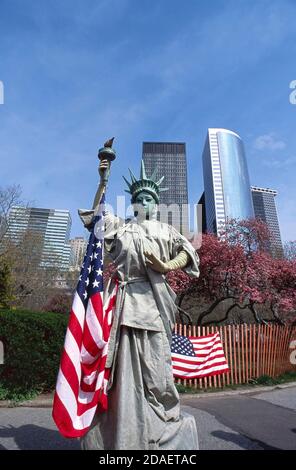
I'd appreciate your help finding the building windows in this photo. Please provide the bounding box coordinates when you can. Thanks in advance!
[202,129,254,235]
[143,142,188,233]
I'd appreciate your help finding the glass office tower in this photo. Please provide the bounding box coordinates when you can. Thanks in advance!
[6,206,72,270]
[142,142,189,234]
[202,128,254,235]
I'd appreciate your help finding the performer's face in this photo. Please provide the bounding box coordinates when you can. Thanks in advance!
[133,191,157,219]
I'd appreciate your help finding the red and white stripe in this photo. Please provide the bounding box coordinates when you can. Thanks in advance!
[52,282,118,438]
[172,332,229,379]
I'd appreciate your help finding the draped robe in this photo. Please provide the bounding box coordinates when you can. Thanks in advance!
[79,212,200,450]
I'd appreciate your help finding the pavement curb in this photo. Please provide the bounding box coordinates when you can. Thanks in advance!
[0,395,54,409]
[180,381,296,400]
[1,382,296,408]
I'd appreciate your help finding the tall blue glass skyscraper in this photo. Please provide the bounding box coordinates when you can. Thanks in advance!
[202,128,254,234]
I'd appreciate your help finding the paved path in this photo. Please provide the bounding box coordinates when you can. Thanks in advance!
[0,386,295,450]
[183,387,296,450]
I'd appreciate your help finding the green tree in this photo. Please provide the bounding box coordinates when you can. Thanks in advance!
[0,257,14,308]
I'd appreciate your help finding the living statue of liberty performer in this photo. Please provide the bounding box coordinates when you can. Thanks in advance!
[78,140,200,450]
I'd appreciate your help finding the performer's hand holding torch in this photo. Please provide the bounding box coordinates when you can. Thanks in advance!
[92,137,116,209]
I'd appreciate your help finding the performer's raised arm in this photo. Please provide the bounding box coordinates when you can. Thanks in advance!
[78,139,114,231]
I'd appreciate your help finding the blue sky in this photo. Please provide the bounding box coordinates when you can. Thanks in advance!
[0,0,296,242]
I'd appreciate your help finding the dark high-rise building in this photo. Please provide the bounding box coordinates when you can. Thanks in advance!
[142,142,189,234]
[201,128,254,235]
[251,186,283,258]
[197,192,207,234]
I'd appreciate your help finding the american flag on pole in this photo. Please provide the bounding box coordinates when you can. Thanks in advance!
[52,193,118,438]
[171,332,229,379]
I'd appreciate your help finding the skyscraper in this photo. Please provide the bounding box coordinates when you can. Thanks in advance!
[70,236,88,271]
[5,206,72,270]
[142,142,189,234]
[251,186,283,258]
[201,128,254,235]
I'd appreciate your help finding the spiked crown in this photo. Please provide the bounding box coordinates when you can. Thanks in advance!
[123,160,168,204]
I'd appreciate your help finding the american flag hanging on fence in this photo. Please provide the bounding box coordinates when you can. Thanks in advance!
[52,193,118,438]
[172,331,229,379]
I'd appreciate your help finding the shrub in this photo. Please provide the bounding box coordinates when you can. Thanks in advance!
[42,293,72,314]
[0,308,68,399]
[254,375,276,386]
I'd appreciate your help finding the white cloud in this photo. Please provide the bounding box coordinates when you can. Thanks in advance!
[262,156,296,169]
[254,134,286,151]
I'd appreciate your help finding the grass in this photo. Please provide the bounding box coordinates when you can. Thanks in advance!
[0,384,40,405]
[176,370,296,394]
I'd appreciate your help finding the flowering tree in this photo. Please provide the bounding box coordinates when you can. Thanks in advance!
[166,219,296,326]
[266,257,296,325]
[166,232,248,324]
[218,217,271,254]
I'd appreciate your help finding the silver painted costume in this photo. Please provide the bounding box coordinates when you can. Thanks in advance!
[79,210,200,450]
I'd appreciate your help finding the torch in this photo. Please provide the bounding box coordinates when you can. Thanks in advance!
[98,137,116,185]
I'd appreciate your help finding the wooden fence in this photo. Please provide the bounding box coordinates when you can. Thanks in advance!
[174,323,296,389]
